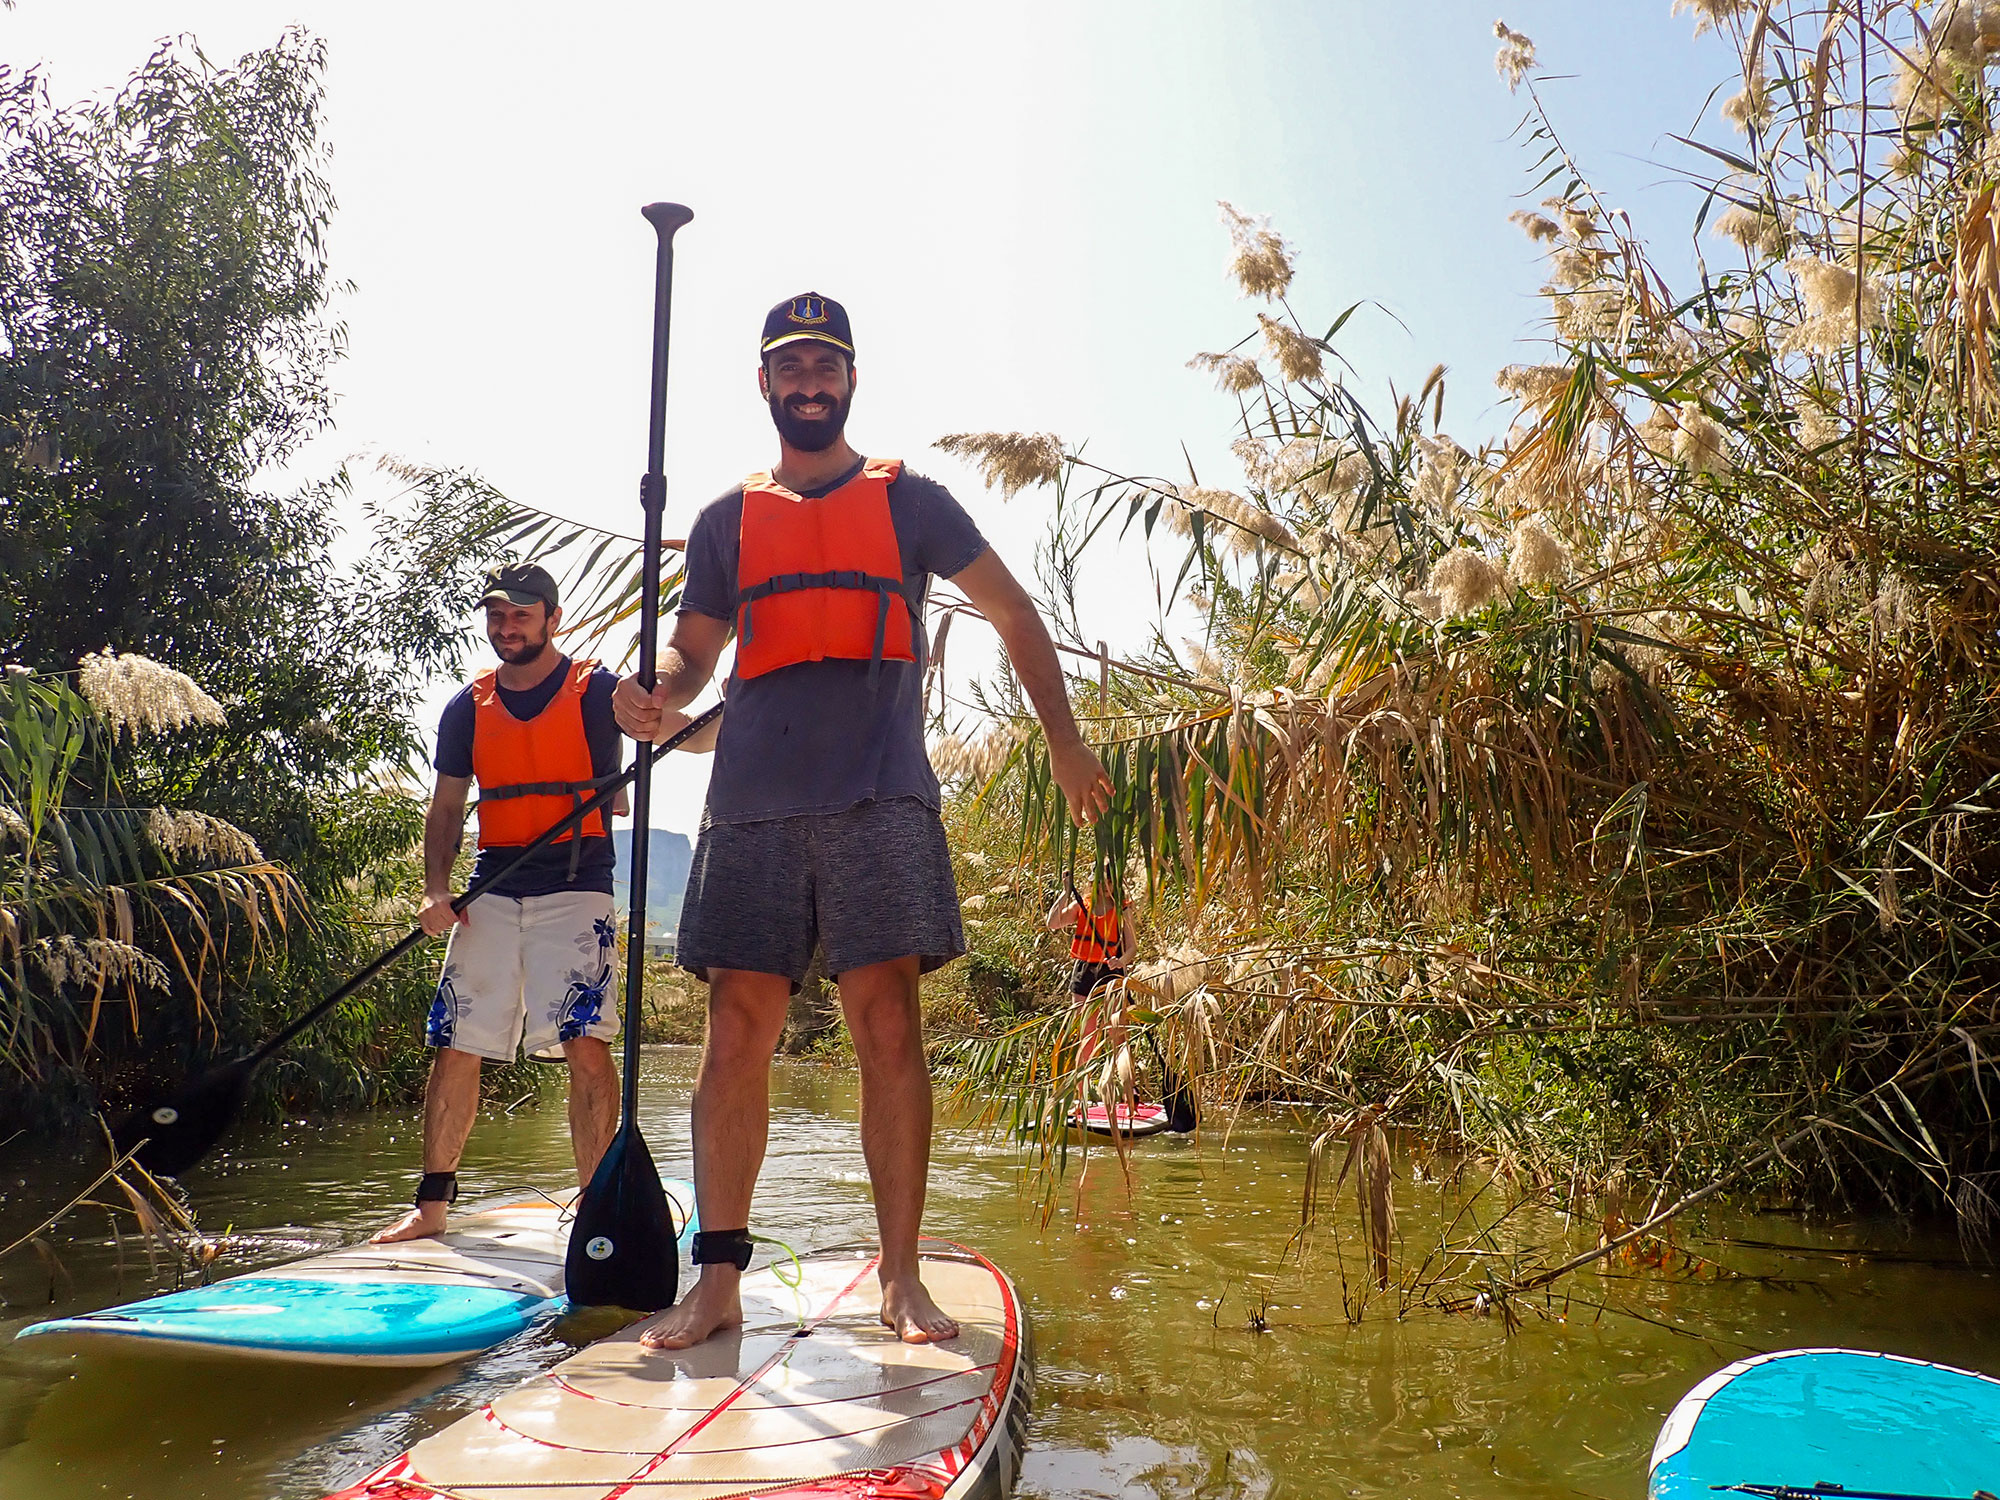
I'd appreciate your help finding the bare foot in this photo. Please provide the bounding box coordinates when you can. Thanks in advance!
[880,1273,959,1344]
[638,1272,744,1350]
[370,1202,448,1244]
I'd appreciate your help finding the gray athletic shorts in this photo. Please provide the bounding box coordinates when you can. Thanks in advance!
[676,796,965,986]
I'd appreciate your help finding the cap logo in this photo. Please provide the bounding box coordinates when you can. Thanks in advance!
[788,295,829,327]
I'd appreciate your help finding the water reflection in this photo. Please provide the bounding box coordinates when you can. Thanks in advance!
[0,1046,1994,1498]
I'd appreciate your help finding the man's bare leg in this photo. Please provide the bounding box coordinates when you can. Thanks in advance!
[837,956,959,1344]
[639,968,790,1350]
[372,1046,483,1242]
[563,1036,619,1185]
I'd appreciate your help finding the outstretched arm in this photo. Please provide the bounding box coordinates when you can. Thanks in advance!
[612,611,731,743]
[947,548,1112,826]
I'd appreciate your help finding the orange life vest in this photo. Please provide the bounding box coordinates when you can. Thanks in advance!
[733,457,917,682]
[471,659,608,864]
[1071,904,1123,965]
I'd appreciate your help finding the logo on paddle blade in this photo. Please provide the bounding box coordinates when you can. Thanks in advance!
[152,1106,179,1125]
[586,1236,614,1260]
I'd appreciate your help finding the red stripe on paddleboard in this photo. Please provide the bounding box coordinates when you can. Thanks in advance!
[603,1255,882,1500]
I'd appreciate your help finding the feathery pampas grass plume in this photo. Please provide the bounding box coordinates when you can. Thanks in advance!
[1431,546,1506,618]
[1403,588,1443,621]
[1219,201,1294,300]
[1672,409,1733,476]
[1713,202,1786,259]
[1187,351,1263,393]
[1257,314,1323,384]
[1508,209,1561,244]
[148,807,265,866]
[1507,514,1572,587]
[1795,399,1844,450]
[1493,20,1537,92]
[1548,246,1610,290]
[931,723,1028,785]
[78,650,226,741]
[1552,287,1624,343]
[1547,198,1598,242]
[31,934,170,992]
[1894,1,2000,119]
[1187,486,1301,551]
[1723,68,1771,132]
[1672,0,1756,37]
[934,431,1064,498]
[1794,540,1862,624]
[1780,257,1885,356]
[1409,436,1466,517]
[1495,363,1573,408]
[1183,641,1229,685]
[1872,569,1923,643]
[0,803,28,842]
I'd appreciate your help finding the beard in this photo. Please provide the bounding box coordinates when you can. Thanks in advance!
[768,386,851,452]
[490,626,551,665]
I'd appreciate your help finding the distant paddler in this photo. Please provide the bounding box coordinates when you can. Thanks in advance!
[1045,875,1138,1069]
[373,564,714,1243]
[614,291,1111,1346]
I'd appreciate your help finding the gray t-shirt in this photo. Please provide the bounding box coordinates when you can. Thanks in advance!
[680,458,988,825]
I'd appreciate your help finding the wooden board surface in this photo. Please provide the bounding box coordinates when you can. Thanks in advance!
[326,1239,1030,1500]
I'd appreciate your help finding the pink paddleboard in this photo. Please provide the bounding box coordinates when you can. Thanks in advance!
[1068,1102,1173,1138]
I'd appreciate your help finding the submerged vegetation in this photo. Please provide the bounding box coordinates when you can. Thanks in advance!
[934,0,2000,1308]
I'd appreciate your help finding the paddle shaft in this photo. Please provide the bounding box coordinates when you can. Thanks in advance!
[245,700,722,1070]
[619,201,694,1120]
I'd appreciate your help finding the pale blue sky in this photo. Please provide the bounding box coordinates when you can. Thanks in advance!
[5,1,1743,832]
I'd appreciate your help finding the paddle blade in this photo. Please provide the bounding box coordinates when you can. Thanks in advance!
[565,1125,680,1312]
[108,1059,256,1177]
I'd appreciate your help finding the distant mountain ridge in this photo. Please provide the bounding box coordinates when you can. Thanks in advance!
[610,827,693,942]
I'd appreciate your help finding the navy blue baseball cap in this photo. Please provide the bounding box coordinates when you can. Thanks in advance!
[760,292,853,358]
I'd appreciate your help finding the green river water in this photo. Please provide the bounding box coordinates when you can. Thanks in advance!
[0,1046,1996,1499]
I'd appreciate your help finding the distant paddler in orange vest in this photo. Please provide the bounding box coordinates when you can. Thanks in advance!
[373,563,652,1244]
[1046,876,1138,1069]
[614,292,1112,1348]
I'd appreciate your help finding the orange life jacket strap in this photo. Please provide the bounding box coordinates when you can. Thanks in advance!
[478,772,621,803]
[735,569,916,686]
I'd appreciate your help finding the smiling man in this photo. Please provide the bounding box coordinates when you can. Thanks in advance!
[614,293,1111,1348]
[372,564,623,1243]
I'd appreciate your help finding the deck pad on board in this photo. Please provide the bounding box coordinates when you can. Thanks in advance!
[326,1238,1031,1500]
[1649,1346,2000,1499]
[16,1182,696,1367]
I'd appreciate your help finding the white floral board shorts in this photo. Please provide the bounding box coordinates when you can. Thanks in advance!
[425,889,620,1063]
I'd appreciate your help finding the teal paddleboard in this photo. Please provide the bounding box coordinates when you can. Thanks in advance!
[15,1182,696,1367]
[1650,1347,2000,1499]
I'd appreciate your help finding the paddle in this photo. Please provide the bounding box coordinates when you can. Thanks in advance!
[563,200,693,1314]
[109,700,723,1178]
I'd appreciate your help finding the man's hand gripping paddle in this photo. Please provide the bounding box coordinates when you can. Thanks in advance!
[108,701,723,1179]
[563,201,694,1314]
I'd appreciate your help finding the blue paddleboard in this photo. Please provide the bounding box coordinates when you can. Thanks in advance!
[1650,1347,2000,1499]
[14,1181,697,1367]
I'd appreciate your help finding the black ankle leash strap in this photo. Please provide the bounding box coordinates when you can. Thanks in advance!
[691,1227,753,1269]
[415,1171,459,1207]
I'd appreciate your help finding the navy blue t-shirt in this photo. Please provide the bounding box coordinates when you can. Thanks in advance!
[436,656,623,897]
[680,459,989,824]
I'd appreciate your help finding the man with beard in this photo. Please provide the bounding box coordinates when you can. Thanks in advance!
[614,294,1112,1346]
[373,564,624,1242]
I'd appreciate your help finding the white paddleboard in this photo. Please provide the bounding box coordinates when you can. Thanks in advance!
[323,1238,1032,1500]
[16,1183,696,1367]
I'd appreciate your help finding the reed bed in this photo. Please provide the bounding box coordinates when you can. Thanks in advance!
[933,2,2000,1314]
